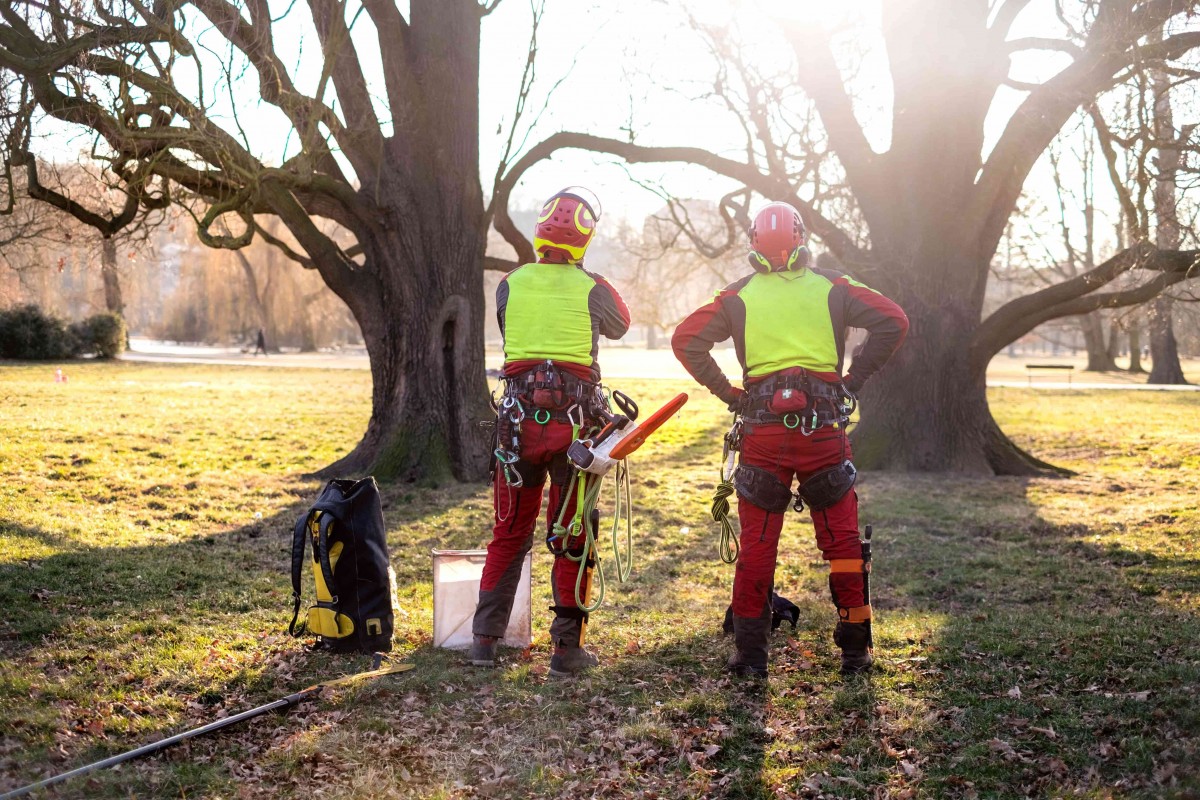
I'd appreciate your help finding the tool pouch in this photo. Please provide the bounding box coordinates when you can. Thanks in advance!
[531,362,569,410]
[766,387,808,414]
[797,460,857,511]
[733,464,793,513]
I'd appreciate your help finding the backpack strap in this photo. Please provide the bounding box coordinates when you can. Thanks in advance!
[288,510,310,636]
[315,512,339,606]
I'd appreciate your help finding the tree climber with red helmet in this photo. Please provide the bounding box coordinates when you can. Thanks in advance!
[671,201,908,677]
[471,187,631,677]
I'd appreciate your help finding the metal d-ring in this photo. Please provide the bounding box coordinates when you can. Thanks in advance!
[783,413,801,430]
[534,408,551,424]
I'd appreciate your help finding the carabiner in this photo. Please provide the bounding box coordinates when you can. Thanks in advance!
[799,410,818,436]
[566,403,584,427]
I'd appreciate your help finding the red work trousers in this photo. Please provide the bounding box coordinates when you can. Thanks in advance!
[733,423,865,620]
[473,419,589,646]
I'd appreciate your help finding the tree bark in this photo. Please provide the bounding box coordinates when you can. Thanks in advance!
[1106,319,1122,365]
[322,222,492,484]
[319,0,492,482]
[1149,67,1189,385]
[1127,323,1145,373]
[99,236,124,317]
[1147,296,1188,383]
[1080,312,1117,371]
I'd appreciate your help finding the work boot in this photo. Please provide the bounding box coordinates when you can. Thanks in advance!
[724,608,772,679]
[549,644,599,677]
[469,635,499,667]
[833,621,874,675]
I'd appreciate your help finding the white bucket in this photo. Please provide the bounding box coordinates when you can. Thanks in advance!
[431,549,532,649]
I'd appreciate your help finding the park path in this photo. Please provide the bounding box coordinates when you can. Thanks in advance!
[120,339,1200,390]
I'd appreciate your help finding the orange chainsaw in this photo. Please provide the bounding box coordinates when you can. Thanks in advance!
[567,392,688,475]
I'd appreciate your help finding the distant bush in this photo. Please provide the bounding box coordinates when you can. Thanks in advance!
[0,305,78,359]
[0,306,126,360]
[70,312,126,359]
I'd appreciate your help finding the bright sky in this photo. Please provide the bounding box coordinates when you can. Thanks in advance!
[31,0,1200,259]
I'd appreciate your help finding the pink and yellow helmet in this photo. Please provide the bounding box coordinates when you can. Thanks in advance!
[533,186,602,264]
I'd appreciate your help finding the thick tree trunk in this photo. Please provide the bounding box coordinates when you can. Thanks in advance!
[322,226,491,483]
[1080,312,1117,371]
[1127,324,1145,373]
[1106,319,1122,365]
[852,306,1058,475]
[1149,68,1188,385]
[100,237,124,317]
[311,0,492,482]
[850,260,1060,476]
[1147,296,1188,383]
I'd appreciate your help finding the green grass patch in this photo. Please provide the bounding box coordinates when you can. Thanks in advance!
[0,364,1196,798]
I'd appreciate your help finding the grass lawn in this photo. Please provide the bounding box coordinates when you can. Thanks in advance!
[1,362,1197,799]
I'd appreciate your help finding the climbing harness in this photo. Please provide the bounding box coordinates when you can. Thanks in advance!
[486,362,688,613]
[709,374,858,562]
[741,371,857,432]
[546,391,689,611]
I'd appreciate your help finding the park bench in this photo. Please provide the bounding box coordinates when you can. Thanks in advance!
[1025,363,1075,385]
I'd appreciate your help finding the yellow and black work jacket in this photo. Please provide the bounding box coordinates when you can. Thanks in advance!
[671,266,908,401]
[498,261,631,381]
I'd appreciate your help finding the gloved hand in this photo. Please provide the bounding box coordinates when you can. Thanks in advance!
[720,387,748,415]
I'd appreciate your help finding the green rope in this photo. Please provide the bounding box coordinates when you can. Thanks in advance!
[711,476,739,564]
[712,420,740,564]
[611,459,633,582]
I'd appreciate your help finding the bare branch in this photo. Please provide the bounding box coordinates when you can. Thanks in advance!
[496,130,870,268]
[989,0,1035,39]
[974,21,1200,257]
[969,242,1200,371]
[1005,37,1083,56]
[484,255,518,272]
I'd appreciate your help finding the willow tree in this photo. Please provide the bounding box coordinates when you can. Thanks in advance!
[0,0,527,481]
[497,0,1200,474]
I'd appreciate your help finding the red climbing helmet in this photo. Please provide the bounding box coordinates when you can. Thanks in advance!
[748,201,810,273]
[533,186,602,264]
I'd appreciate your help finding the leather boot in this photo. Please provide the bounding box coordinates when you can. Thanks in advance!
[469,634,499,667]
[548,617,598,678]
[725,607,772,679]
[549,644,599,677]
[833,621,873,675]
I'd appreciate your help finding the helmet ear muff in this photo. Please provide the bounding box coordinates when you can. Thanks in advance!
[748,250,772,273]
[787,245,812,271]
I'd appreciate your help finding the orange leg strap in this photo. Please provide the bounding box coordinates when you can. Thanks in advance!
[837,604,872,623]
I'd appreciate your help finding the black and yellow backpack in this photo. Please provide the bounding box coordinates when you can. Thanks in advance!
[288,477,394,653]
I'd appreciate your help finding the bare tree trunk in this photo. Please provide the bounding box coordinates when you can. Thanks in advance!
[1106,319,1123,365]
[1147,296,1187,383]
[321,1,492,482]
[232,248,273,349]
[99,237,124,317]
[323,220,491,483]
[1149,67,1189,384]
[1127,324,1145,373]
[1080,312,1117,371]
[851,251,1060,475]
[298,290,320,352]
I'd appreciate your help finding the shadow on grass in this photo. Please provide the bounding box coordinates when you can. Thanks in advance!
[875,476,1200,798]
[249,628,779,799]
